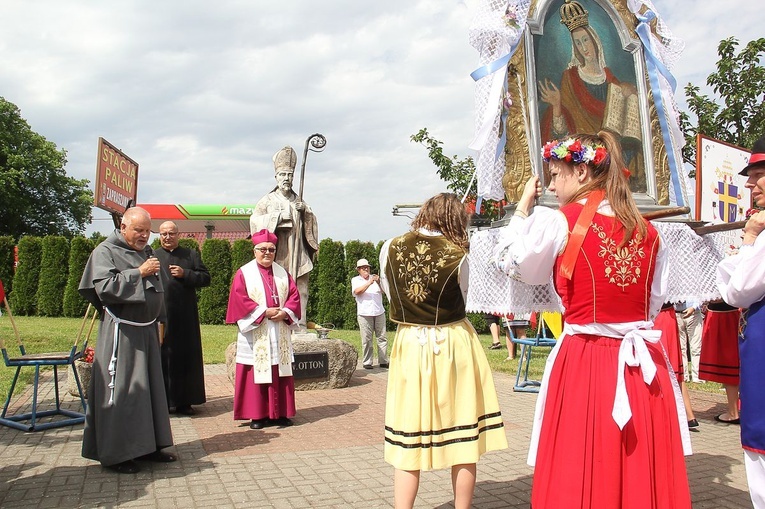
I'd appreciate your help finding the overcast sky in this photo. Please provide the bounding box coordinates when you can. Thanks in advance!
[1,0,761,243]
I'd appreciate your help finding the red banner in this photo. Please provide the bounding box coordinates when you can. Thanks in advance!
[94,138,139,215]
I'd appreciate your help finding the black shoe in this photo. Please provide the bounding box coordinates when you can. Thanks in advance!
[489,343,502,350]
[137,450,177,463]
[379,363,389,369]
[104,460,141,474]
[275,417,293,427]
[174,405,195,416]
[688,419,699,429]
[363,364,373,370]
[250,419,268,429]
[714,414,740,425]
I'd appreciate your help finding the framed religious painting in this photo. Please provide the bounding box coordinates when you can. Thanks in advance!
[695,134,751,224]
[502,0,678,208]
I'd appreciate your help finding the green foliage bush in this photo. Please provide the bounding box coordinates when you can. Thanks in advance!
[467,312,488,334]
[314,238,346,328]
[198,239,232,324]
[231,239,253,272]
[36,236,70,316]
[10,236,42,315]
[63,236,94,317]
[178,238,200,253]
[0,236,15,294]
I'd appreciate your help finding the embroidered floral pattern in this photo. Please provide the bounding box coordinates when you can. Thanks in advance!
[592,223,646,289]
[391,237,460,304]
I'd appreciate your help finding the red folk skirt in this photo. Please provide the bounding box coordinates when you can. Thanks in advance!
[234,363,296,421]
[530,334,691,509]
[655,306,684,383]
[699,307,741,385]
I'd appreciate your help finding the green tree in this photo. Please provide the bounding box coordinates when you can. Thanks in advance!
[231,239,253,273]
[410,128,505,219]
[36,236,70,316]
[178,238,200,253]
[10,236,42,315]
[343,240,378,330]
[306,248,321,325]
[681,37,765,177]
[0,236,15,294]
[0,97,93,239]
[314,238,346,328]
[63,236,94,317]
[198,239,232,324]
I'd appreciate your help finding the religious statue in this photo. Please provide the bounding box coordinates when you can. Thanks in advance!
[250,146,319,328]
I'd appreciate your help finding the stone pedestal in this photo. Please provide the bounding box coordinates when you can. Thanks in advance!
[224,333,358,391]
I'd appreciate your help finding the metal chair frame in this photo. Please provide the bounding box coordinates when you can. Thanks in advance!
[508,314,557,393]
[0,300,97,431]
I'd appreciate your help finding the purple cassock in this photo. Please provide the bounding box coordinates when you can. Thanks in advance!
[226,261,301,422]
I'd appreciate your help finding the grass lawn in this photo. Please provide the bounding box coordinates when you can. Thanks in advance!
[0,316,720,403]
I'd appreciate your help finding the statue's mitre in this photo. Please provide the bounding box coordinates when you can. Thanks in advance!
[560,0,589,32]
[273,146,297,173]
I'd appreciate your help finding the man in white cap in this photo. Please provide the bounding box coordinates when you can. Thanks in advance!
[351,258,389,369]
[251,146,318,328]
[716,134,765,508]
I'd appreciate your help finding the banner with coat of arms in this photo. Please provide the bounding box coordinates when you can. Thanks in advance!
[695,134,751,226]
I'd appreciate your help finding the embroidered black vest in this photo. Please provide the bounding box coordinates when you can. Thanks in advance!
[385,231,467,326]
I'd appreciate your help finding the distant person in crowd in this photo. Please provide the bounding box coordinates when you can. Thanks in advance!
[250,146,318,329]
[226,229,301,430]
[504,313,528,360]
[78,207,175,474]
[656,302,699,430]
[486,313,504,350]
[493,131,690,508]
[155,221,211,416]
[699,300,740,424]
[675,301,703,383]
[380,192,507,509]
[716,134,765,508]
[351,258,389,370]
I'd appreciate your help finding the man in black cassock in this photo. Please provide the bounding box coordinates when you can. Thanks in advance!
[156,221,211,415]
[79,207,175,474]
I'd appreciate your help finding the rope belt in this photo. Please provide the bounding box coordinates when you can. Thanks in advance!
[104,307,157,406]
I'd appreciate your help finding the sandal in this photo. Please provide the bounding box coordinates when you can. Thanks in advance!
[489,343,502,350]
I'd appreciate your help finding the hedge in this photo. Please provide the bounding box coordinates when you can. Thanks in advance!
[313,238,346,328]
[231,239,253,273]
[36,236,70,316]
[62,236,95,317]
[10,236,42,315]
[0,236,15,294]
[198,239,232,324]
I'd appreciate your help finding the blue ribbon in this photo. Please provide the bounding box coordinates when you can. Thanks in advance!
[470,39,521,82]
[635,10,684,207]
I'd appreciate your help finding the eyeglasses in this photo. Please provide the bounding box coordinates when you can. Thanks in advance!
[255,247,277,254]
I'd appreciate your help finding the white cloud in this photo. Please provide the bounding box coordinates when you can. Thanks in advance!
[1,0,761,242]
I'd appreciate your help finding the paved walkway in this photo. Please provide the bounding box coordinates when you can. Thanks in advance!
[0,363,754,508]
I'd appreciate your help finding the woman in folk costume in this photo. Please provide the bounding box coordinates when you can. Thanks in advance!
[699,300,741,424]
[493,131,691,508]
[380,193,508,509]
[226,229,301,429]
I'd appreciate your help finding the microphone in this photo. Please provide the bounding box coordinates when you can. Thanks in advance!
[145,246,160,280]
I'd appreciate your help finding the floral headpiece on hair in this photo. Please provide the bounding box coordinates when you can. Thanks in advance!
[542,138,608,166]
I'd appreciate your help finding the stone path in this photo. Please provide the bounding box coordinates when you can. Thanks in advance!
[0,364,754,508]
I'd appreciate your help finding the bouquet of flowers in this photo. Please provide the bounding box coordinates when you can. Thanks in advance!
[81,346,95,363]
